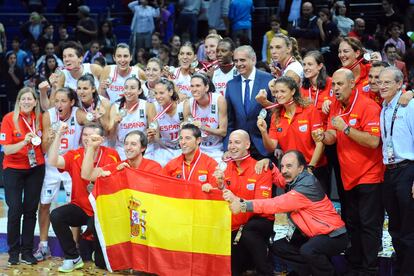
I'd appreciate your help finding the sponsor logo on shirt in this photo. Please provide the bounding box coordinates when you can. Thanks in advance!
[198,174,207,182]
[371,127,379,133]
[298,124,308,132]
[349,118,357,126]
[0,133,5,141]
[246,183,255,191]
[277,127,283,132]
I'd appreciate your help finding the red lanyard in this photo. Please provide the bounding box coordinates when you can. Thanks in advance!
[338,89,359,117]
[153,102,173,122]
[308,87,320,107]
[182,151,202,181]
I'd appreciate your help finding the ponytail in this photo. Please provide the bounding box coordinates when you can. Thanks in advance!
[289,37,302,63]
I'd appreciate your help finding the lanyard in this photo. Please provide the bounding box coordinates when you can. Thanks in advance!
[192,93,212,119]
[124,101,139,114]
[308,87,320,107]
[153,102,173,122]
[21,116,36,135]
[222,153,250,162]
[338,89,359,117]
[182,151,202,181]
[281,56,294,75]
[384,100,401,139]
[264,100,294,110]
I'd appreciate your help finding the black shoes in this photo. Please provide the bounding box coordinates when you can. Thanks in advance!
[20,253,38,265]
[8,254,19,265]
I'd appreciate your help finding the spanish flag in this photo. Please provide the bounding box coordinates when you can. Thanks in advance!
[89,167,231,275]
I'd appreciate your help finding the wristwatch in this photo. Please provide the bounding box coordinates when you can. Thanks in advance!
[240,201,247,213]
[343,125,351,136]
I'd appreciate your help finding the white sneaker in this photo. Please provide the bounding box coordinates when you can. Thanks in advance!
[33,244,51,261]
[58,256,84,273]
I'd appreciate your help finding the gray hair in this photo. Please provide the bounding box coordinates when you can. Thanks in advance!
[234,45,256,61]
[379,66,404,83]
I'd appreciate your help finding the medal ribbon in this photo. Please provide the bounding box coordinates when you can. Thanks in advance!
[182,150,202,181]
[152,102,173,122]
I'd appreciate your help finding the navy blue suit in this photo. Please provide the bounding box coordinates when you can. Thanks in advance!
[224,69,274,158]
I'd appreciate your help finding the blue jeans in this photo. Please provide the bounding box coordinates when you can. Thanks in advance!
[4,165,45,255]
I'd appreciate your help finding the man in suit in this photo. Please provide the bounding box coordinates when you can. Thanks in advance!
[224,45,274,160]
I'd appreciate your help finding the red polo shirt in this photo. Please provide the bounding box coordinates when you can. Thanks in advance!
[327,90,384,190]
[62,147,120,216]
[221,156,273,230]
[269,105,327,167]
[0,111,45,169]
[163,149,217,184]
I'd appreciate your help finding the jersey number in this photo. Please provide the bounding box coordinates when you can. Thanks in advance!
[169,132,179,140]
[60,138,69,149]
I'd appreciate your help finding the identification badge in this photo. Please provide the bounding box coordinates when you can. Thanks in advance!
[286,218,296,242]
[387,141,395,163]
[28,148,37,168]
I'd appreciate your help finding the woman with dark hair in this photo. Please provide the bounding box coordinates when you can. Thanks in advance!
[257,76,329,191]
[33,86,87,261]
[76,73,111,131]
[4,52,24,111]
[0,87,45,265]
[183,73,227,162]
[97,20,117,64]
[144,78,184,166]
[142,57,163,103]
[109,76,156,160]
[317,8,340,47]
[42,55,59,80]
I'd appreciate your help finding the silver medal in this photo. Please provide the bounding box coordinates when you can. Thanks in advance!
[87,182,94,193]
[149,121,158,129]
[258,108,267,119]
[107,78,112,85]
[86,112,94,122]
[218,161,227,171]
[119,108,128,118]
[363,53,371,62]
[31,136,41,146]
[51,121,61,131]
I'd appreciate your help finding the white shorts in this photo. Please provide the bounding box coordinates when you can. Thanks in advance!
[201,147,223,164]
[40,164,72,204]
[144,143,181,167]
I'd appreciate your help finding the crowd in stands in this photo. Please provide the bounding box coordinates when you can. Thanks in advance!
[1,0,414,275]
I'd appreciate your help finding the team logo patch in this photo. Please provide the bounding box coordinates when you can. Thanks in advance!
[349,118,357,126]
[46,189,52,195]
[262,191,270,197]
[176,173,182,179]
[363,84,370,92]
[198,174,207,182]
[0,133,5,141]
[246,183,255,191]
[298,124,308,132]
[371,127,379,133]
[139,109,144,118]
[277,127,283,132]
[329,89,333,97]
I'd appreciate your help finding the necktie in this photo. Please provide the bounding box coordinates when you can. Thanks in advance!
[244,79,250,113]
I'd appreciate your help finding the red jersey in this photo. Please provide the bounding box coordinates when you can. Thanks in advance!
[163,149,217,184]
[354,62,371,94]
[300,77,334,111]
[0,111,45,169]
[61,147,120,216]
[103,158,162,174]
[361,85,383,106]
[269,105,327,167]
[222,156,273,230]
[327,89,384,190]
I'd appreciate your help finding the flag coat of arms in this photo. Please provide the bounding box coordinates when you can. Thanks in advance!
[89,167,231,275]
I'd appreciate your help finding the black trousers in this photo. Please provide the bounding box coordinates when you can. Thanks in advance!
[313,165,331,197]
[383,162,414,276]
[231,217,274,276]
[345,183,383,275]
[50,203,106,267]
[271,233,348,276]
[3,165,45,255]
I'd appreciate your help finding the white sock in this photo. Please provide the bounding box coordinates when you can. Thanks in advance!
[40,241,48,247]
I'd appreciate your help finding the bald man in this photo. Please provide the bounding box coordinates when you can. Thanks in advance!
[314,68,384,275]
[213,130,274,276]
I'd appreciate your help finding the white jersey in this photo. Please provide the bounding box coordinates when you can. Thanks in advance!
[106,65,140,104]
[62,63,99,91]
[144,101,184,166]
[42,106,83,203]
[142,81,156,103]
[189,93,223,162]
[284,61,304,83]
[171,67,192,98]
[212,66,237,96]
[115,99,148,160]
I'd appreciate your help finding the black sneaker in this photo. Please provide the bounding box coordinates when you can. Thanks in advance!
[8,254,19,265]
[21,253,38,265]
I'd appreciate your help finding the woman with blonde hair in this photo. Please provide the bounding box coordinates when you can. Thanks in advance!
[0,87,45,265]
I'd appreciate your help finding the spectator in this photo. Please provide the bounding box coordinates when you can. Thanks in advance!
[158,44,171,66]
[228,0,254,43]
[4,52,24,110]
[168,34,181,67]
[207,0,230,37]
[20,12,46,48]
[261,16,288,63]
[93,56,106,67]
[97,20,117,64]
[75,5,98,48]
[129,0,160,55]
[23,56,43,91]
[383,43,409,86]
[317,8,339,47]
[331,0,353,36]
[38,23,57,50]
[0,22,7,59]
[176,0,202,44]
[29,41,41,64]
[149,32,162,58]
[82,41,103,64]
[376,0,403,40]
[384,22,406,57]
[35,42,64,75]
[0,87,45,266]
[42,54,59,80]
[289,1,320,51]
[348,18,377,50]
[8,38,29,70]
[56,24,74,56]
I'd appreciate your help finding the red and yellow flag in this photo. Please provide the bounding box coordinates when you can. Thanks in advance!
[89,167,231,275]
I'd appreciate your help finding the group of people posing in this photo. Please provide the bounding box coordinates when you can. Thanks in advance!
[1,32,414,276]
